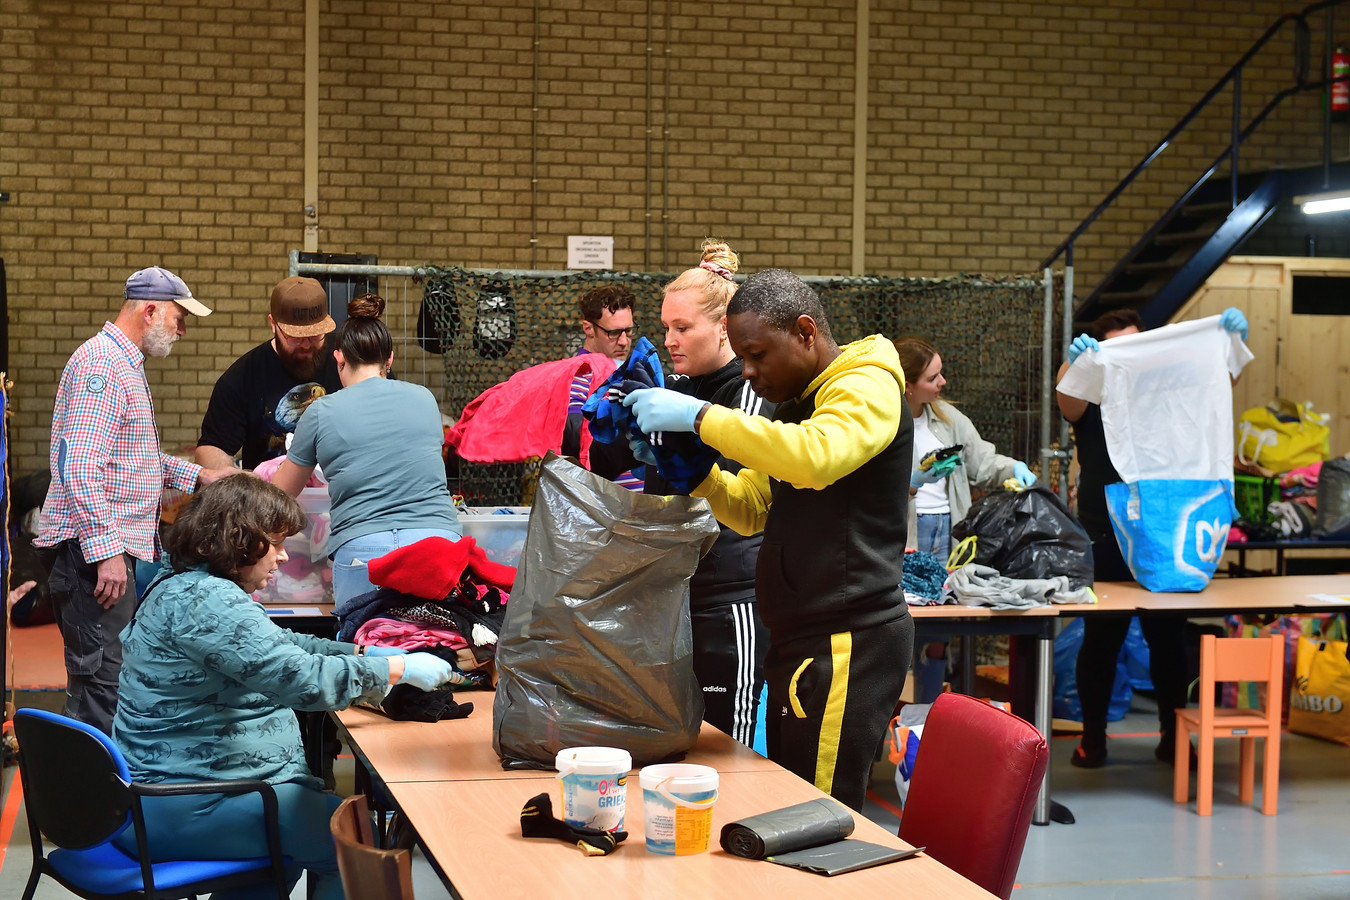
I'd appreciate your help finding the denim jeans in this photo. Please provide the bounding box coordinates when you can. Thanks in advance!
[332,527,461,607]
[914,512,952,558]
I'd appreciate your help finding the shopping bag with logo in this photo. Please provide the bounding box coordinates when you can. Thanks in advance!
[1104,479,1233,592]
[1287,632,1350,746]
[1236,400,1331,474]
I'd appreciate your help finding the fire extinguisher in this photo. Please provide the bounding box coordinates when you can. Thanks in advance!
[1332,44,1349,120]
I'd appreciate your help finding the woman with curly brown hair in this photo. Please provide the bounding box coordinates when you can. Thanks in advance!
[275,293,462,605]
[112,474,456,900]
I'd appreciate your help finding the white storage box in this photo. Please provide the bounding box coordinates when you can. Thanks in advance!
[458,506,531,567]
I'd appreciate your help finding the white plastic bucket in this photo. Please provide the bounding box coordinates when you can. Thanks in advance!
[555,746,632,833]
[638,763,719,855]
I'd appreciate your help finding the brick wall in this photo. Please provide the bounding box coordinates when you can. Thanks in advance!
[0,0,1336,474]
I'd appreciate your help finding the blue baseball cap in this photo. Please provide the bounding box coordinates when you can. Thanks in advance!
[124,266,211,316]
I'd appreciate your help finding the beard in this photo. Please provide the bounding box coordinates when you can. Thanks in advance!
[142,313,179,358]
[276,337,329,382]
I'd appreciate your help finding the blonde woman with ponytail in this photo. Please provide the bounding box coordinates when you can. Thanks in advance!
[616,238,774,747]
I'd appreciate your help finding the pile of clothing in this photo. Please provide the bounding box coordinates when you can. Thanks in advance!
[1231,460,1323,540]
[334,535,516,691]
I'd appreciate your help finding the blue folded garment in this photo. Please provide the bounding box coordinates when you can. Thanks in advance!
[582,337,720,493]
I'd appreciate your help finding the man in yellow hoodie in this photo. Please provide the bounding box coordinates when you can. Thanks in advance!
[624,268,913,810]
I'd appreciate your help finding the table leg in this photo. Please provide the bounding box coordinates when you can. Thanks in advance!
[1033,629,1053,826]
[958,634,976,693]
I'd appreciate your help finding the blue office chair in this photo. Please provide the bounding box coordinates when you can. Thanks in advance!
[13,707,290,900]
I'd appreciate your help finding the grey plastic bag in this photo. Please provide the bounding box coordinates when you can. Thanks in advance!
[1314,458,1350,538]
[492,454,720,768]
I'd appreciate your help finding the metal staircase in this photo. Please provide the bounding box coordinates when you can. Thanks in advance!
[1044,0,1350,330]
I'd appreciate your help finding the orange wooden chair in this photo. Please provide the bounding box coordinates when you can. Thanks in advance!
[1173,634,1283,816]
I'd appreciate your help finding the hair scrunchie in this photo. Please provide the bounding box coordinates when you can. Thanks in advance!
[698,260,735,281]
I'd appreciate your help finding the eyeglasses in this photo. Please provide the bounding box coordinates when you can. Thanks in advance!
[595,325,634,341]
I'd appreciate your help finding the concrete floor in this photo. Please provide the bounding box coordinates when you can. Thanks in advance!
[0,690,1347,899]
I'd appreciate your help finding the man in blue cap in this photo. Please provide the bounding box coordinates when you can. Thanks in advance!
[35,266,236,733]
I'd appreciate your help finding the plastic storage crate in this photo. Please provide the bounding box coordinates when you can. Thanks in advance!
[1234,473,1279,524]
[458,506,531,567]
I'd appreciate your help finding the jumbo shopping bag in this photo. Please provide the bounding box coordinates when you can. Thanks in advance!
[492,454,720,768]
[1287,634,1350,746]
[1236,401,1330,473]
[1104,479,1233,592]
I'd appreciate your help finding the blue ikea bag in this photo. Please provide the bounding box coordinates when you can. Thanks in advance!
[1104,479,1234,592]
[1053,617,1134,722]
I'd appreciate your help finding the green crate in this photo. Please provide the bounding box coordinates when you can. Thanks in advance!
[1234,473,1279,524]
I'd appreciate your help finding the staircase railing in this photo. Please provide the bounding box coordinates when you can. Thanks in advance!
[1036,0,1350,507]
[1042,0,1350,282]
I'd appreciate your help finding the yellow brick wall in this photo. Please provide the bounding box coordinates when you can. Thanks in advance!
[0,0,1334,474]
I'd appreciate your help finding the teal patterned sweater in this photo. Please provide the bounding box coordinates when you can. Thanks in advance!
[113,566,391,788]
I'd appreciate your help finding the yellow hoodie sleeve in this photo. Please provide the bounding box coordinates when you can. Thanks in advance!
[691,361,903,537]
[692,463,773,536]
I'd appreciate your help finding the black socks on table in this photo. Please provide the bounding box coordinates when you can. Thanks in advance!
[520,792,628,856]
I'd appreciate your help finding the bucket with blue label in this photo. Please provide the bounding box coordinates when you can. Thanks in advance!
[555,746,631,833]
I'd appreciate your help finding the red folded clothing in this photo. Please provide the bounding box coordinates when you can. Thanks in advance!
[368,535,517,600]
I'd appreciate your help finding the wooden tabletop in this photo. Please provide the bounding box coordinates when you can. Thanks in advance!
[905,573,1350,620]
[1069,573,1350,616]
[385,768,999,899]
[335,704,781,784]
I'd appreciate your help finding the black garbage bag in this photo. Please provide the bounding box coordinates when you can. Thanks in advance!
[1314,458,1350,538]
[492,454,720,768]
[950,485,1094,589]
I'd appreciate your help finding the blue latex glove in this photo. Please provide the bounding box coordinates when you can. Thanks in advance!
[399,653,464,691]
[362,645,406,658]
[621,388,709,434]
[911,467,944,490]
[629,438,658,467]
[1066,333,1099,366]
[1012,461,1037,487]
[1220,307,1248,340]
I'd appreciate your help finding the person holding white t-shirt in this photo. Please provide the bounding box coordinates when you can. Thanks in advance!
[894,337,1037,701]
[1056,306,1250,769]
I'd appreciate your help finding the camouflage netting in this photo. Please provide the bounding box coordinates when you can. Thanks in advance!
[418,266,1065,505]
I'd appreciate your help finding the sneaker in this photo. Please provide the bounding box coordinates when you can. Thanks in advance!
[1070,742,1107,768]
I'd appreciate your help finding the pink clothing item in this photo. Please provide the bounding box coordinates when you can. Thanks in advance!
[253,453,325,486]
[1279,461,1322,490]
[354,617,468,651]
[446,353,619,465]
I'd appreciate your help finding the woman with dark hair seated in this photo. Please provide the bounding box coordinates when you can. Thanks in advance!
[112,474,457,900]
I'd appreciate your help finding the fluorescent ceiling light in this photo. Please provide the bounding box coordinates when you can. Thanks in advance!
[1295,190,1350,214]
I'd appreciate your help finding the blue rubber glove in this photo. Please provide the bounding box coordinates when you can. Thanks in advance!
[1220,307,1248,340]
[911,467,944,490]
[399,653,464,691]
[629,438,658,467]
[1066,333,1099,366]
[1012,461,1037,487]
[362,645,406,658]
[621,388,709,434]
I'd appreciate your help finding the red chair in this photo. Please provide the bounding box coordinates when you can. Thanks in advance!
[898,692,1049,900]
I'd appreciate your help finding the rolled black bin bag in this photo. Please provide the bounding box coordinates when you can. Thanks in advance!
[720,799,920,876]
[720,799,854,858]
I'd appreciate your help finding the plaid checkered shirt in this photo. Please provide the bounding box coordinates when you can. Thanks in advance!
[36,322,201,563]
